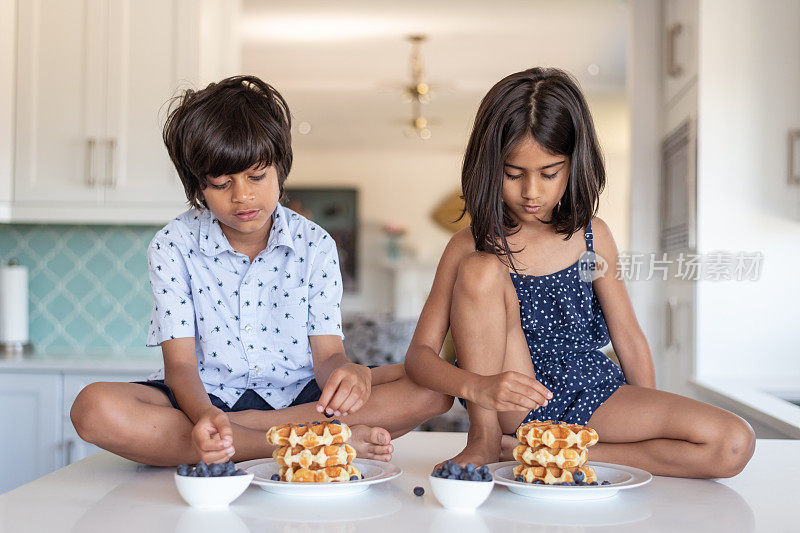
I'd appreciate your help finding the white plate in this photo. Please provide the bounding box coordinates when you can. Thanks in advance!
[488,461,652,501]
[238,458,401,497]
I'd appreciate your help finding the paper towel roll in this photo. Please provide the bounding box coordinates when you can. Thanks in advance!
[0,264,29,344]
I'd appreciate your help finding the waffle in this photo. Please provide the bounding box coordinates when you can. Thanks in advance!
[516,420,599,449]
[513,444,588,469]
[279,463,362,483]
[266,421,352,448]
[273,443,357,469]
[513,464,597,485]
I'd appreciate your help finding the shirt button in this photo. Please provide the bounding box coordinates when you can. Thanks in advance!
[244,324,253,333]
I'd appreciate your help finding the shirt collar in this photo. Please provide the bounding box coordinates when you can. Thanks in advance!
[197,205,296,257]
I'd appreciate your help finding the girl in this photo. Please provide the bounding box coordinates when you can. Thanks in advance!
[404,67,755,478]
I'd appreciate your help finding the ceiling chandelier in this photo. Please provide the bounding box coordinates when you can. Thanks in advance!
[401,34,433,140]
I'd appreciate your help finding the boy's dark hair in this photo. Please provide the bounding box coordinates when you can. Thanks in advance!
[460,67,605,269]
[163,75,293,209]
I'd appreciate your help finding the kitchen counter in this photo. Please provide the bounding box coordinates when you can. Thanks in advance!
[0,352,161,374]
[0,432,794,532]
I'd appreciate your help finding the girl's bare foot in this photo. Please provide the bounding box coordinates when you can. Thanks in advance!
[435,438,500,471]
[500,435,517,461]
[350,425,393,462]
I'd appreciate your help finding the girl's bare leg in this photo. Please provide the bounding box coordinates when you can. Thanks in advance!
[444,252,534,467]
[586,384,755,478]
[72,364,452,466]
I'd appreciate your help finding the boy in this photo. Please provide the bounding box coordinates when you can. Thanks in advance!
[71,76,452,466]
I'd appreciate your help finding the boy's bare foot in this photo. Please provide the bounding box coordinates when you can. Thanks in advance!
[350,425,393,462]
[435,438,500,471]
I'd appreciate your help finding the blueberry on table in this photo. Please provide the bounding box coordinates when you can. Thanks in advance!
[349,475,359,481]
[176,464,191,476]
[413,486,425,496]
[270,474,280,481]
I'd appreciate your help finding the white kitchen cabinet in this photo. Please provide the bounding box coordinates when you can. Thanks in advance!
[10,0,239,223]
[662,0,698,108]
[0,373,62,494]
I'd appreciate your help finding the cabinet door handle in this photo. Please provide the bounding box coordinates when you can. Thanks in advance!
[106,138,117,189]
[86,138,97,187]
[667,23,684,78]
[665,297,678,349]
[65,439,74,465]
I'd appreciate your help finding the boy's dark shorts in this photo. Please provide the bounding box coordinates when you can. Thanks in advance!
[132,378,322,412]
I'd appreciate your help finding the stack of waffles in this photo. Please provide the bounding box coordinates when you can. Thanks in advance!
[513,420,600,484]
[266,421,361,482]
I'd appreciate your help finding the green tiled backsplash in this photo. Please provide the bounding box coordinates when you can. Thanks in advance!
[0,224,162,354]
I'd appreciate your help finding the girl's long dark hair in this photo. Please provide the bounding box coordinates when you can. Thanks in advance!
[460,67,605,269]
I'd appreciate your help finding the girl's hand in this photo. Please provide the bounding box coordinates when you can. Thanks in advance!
[191,406,235,464]
[468,371,552,412]
[316,363,372,417]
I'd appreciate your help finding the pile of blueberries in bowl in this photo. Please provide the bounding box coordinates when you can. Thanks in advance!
[176,460,247,477]
[431,460,493,482]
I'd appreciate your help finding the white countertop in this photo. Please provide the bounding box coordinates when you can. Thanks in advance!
[0,352,162,373]
[0,431,795,532]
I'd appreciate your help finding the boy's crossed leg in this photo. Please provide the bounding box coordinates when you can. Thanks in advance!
[71,364,452,467]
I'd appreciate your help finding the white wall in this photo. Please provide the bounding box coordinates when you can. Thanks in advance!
[290,96,631,315]
[696,0,800,380]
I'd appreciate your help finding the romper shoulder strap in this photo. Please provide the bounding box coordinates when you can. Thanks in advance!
[584,222,594,252]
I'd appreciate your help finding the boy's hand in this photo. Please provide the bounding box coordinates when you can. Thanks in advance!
[191,405,235,464]
[316,363,372,417]
[469,371,552,412]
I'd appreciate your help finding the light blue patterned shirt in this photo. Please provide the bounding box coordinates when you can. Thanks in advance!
[145,204,344,409]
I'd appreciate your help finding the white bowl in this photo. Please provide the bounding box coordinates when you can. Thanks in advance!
[428,475,494,511]
[174,472,254,508]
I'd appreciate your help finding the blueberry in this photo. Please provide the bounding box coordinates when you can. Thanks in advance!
[573,470,585,483]
[349,475,359,481]
[447,474,457,480]
[478,465,489,476]
[195,462,210,477]
[209,463,224,476]
[576,481,585,486]
[324,411,334,418]
[224,461,236,475]
[465,463,476,474]
[533,480,543,484]
[311,421,320,425]
[514,476,524,482]
[482,473,493,482]
[187,469,199,477]
[361,475,365,479]
[601,480,611,485]
[590,481,599,486]
[270,474,280,481]
[331,420,342,425]
[471,473,482,481]
[176,464,191,476]
[413,486,424,496]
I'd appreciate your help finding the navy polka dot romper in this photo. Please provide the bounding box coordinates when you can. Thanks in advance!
[512,222,626,427]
